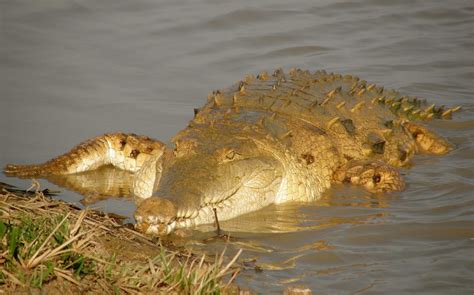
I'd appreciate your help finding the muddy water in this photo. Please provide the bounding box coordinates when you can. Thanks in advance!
[1,0,473,293]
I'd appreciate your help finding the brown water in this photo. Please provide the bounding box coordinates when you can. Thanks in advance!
[1,0,473,293]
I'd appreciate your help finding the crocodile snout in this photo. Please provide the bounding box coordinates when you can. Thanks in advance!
[134,196,177,235]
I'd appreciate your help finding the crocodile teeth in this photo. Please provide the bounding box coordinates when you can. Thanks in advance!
[166,222,176,234]
[146,215,159,224]
[176,208,185,218]
[203,194,214,205]
[146,224,159,235]
[184,218,194,228]
[135,215,143,223]
[178,207,195,219]
[190,210,199,219]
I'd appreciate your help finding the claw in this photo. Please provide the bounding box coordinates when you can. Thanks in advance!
[402,122,452,155]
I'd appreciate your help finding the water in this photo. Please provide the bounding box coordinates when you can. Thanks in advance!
[1,0,473,293]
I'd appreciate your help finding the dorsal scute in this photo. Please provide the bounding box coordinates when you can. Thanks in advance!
[197,69,452,168]
[202,68,459,124]
[201,69,393,135]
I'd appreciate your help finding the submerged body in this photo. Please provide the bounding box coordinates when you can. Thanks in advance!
[4,69,455,235]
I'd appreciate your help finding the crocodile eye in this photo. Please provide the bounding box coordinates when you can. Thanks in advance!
[372,174,382,183]
[225,150,236,160]
[217,147,241,162]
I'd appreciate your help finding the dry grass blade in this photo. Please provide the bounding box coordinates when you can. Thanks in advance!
[216,248,243,279]
[225,269,241,289]
[0,268,24,287]
[0,200,29,214]
[1,184,243,294]
[28,227,91,269]
[53,268,80,285]
[148,258,157,276]
[26,179,41,193]
[26,213,71,268]
[70,209,88,236]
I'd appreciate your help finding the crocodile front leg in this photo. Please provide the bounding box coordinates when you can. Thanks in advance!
[333,160,405,193]
[402,121,452,155]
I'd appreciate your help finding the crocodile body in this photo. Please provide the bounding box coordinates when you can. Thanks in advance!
[4,69,456,235]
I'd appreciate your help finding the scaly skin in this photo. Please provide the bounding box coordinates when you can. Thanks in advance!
[4,69,456,235]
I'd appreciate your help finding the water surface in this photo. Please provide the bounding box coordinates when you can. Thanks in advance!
[1,0,473,293]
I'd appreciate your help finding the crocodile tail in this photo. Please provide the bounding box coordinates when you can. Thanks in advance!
[4,133,165,177]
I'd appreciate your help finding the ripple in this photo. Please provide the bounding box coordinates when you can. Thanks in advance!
[258,45,331,59]
[1,0,474,293]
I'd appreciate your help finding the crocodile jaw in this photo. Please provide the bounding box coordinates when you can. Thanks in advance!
[134,175,283,235]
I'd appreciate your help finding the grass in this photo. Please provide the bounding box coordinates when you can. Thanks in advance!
[0,182,242,294]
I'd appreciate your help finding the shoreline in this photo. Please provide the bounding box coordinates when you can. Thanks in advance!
[0,182,242,294]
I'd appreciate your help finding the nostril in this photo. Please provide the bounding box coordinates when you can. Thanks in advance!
[135,196,177,223]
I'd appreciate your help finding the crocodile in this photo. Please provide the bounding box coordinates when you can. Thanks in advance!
[4,68,458,235]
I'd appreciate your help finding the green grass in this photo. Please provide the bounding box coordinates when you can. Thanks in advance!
[0,213,95,288]
[0,188,241,294]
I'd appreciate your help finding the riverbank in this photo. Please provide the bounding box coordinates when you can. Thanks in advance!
[0,182,241,294]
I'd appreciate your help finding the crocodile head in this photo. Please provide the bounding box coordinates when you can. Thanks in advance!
[134,123,284,235]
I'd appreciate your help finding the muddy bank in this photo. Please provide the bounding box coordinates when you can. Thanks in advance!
[0,182,242,294]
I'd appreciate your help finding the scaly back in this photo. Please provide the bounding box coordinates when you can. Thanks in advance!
[194,68,454,168]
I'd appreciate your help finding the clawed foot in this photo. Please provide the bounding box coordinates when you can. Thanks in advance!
[402,121,452,155]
